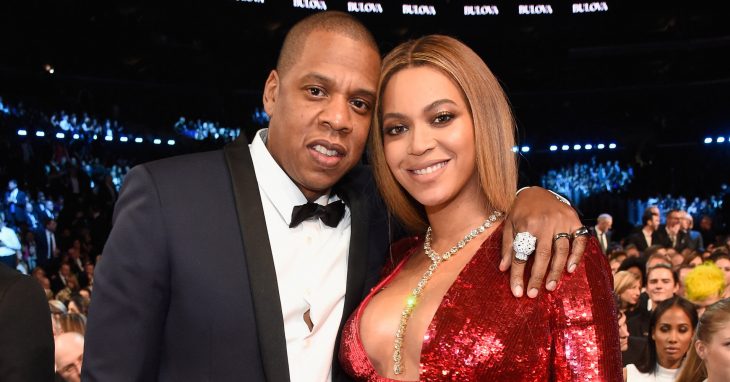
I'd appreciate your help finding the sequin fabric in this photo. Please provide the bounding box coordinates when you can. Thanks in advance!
[339,224,622,381]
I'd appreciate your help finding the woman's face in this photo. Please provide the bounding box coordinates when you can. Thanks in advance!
[627,266,643,287]
[652,306,694,368]
[620,280,641,306]
[647,268,678,305]
[697,323,730,381]
[381,66,479,210]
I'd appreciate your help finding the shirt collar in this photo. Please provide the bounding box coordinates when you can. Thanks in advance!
[249,129,334,226]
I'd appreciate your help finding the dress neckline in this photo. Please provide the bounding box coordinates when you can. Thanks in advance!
[353,222,504,381]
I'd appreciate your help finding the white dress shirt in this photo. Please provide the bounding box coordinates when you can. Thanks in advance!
[0,226,21,257]
[250,129,350,382]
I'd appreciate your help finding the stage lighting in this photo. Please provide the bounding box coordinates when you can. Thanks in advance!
[72,134,80,140]
[167,139,175,146]
[512,146,518,153]
[521,146,530,153]
[17,129,27,136]
[549,145,558,151]
[120,137,129,142]
[104,136,113,142]
[609,143,617,149]
[93,134,98,140]
[573,144,581,151]
[561,145,569,151]
[717,137,726,143]
[153,139,162,145]
[135,137,143,143]
[597,143,605,149]
[36,131,45,137]
[704,137,712,144]
[56,133,65,139]
[585,144,592,150]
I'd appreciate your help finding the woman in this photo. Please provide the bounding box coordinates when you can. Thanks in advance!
[676,298,730,382]
[339,35,621,381]
[624,296,698,382]
[615,271,642,313]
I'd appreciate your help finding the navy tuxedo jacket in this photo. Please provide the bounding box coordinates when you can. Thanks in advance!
[83,138,389,381]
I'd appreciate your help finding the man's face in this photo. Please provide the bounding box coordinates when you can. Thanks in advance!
[647,267,678,304]
[667,212,681,229]
[651,214,660,230]
[680,213,692,231]
[598,218,612,232]
[263,31,380,201]
[60,264,70,277]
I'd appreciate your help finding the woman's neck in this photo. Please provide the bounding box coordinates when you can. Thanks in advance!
[424,188,494,253]
[657,355,683,370]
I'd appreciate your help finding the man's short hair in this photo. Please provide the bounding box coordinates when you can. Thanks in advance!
[276,11,379,78]
[642,210,657,226]
[597,213,612,222]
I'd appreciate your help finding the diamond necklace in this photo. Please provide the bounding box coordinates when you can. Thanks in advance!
[392,210,502,375]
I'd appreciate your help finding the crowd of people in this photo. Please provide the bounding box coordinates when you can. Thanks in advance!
[596,206,730,381]
[172,116,241,142]
[2,10,730,380]
[541,158,635,205]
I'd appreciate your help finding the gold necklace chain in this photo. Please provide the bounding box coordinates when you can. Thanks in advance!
[392,210,502,375]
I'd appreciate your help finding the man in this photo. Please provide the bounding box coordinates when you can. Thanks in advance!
[680,211,704,252]
[654,209,689,251]
[0,263,55,381]
[594,213,612,254]
[55,332,84,382]
[4,179,27,227]
[36,218,59,270]
[83,11,586,382]
[626,210,659,252]
[0,213,21,268]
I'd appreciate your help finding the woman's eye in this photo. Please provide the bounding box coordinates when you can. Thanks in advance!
[385,125,408,136]
[433,112,454,124]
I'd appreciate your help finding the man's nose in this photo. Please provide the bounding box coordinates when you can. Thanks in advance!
[320,96,352,133]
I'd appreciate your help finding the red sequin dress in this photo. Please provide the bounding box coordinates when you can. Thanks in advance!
[339,224,622,381]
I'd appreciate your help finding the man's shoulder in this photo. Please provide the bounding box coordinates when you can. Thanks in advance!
[139,149,227,174]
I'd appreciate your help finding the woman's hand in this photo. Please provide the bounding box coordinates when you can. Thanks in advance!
[501,187,587,298]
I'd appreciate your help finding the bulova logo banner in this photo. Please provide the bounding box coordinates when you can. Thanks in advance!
[347,2,383,13]
[572,2,608,13]
[464,5,499,15]
[402,4,437,15]
[292,0,327,10]
[518,4,553,14]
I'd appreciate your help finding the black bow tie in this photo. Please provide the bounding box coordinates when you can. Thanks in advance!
[290,200,346,228]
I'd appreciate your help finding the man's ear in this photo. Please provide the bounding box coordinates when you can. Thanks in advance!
[263,70,279,118]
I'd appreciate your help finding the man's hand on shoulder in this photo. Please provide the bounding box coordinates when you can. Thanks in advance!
[500,187,587,298]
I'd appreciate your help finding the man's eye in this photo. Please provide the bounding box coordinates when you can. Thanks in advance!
[308,87,324,96]
[351,99,370,111]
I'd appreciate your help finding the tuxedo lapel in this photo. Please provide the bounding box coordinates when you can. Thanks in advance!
[331,170,369,380]
[223,138,289,382]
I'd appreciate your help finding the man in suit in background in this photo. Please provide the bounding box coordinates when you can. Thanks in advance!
[0,263,55,381]
[83,11,586,382]
[594,213,613,254]
[627,210,660,252]
[654,209,689,251]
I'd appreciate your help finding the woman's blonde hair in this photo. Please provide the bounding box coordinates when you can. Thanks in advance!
[676,298,730,382]
[369,34,517,233]
[613,271,641,309]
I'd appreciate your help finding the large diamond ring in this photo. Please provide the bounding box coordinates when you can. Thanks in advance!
[514,232,537,262]
[572,226,590,238]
